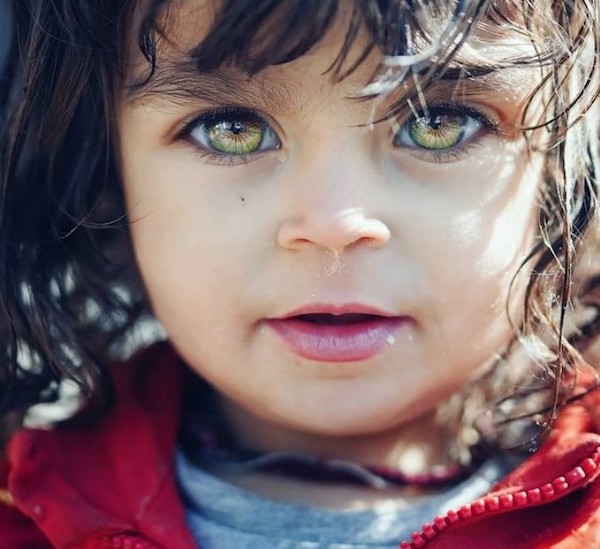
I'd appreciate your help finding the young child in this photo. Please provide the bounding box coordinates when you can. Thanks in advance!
[1,0,600,547]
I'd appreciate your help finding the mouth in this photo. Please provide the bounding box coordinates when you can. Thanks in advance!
[266,307,407,363]
[292,313,384,326]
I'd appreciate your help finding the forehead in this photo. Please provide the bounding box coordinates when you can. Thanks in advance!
[125,0,542,110]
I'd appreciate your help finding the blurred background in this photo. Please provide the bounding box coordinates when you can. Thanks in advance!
[0,1,7,72]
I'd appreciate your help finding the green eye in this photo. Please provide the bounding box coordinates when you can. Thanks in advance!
[207,120,264,155]
[189,109,280,157]
[409,114,466,150]
[395,107,485,152]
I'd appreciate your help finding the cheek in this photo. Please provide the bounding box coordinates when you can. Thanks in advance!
[445,150,540,287]
[448,202,536,284]
[129,224,255,372]
[129,212,244,304]
[420,155,541,351]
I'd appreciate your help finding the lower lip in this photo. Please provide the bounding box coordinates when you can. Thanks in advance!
[266,317,407,362]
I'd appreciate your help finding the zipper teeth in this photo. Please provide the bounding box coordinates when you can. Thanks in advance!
[400,449,600,549]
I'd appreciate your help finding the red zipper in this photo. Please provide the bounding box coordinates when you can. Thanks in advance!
[399,447,600,548]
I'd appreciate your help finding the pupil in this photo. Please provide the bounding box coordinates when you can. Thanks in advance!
[230,121,245,134]
[430,116,444,130]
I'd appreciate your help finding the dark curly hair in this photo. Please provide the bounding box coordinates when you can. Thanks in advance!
[1,0,599,451]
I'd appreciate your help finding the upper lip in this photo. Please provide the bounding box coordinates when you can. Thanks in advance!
[276,303,397,319]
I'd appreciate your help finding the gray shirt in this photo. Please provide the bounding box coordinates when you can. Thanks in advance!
[177,450,516,549]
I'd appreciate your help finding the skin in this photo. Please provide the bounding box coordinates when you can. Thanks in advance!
[119,1,544,506]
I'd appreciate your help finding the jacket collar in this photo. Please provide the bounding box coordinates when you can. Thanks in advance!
[8,343,196,549]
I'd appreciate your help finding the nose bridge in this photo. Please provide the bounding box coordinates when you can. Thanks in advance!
[303,160,362,224]
[277,143,391,251]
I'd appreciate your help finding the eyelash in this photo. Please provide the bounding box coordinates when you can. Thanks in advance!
[177,103,498,166]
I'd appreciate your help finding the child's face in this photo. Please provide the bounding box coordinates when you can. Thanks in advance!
[118,3,542,444]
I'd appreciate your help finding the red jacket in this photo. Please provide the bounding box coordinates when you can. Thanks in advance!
[2,343,600,549]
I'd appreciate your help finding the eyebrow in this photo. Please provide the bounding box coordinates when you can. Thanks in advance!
[125,62,308,113]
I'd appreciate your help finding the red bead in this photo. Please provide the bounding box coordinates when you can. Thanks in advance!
[566,466,586,484]
[500,494,514,508]
[527,488,541,503]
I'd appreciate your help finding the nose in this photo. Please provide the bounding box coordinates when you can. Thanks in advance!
[277,206,391,252]
[276,129,392,253]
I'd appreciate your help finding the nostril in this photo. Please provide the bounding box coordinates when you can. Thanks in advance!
[277,209,391,251]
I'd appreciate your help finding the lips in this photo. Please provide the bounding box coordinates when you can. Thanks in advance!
[266,305,407,362]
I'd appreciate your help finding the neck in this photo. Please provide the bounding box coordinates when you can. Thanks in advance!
[218,398,463,476]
